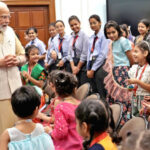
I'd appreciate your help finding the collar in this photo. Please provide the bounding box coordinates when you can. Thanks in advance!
[72,30,81,37]
[90,132,108,147]
[59,33,67,39]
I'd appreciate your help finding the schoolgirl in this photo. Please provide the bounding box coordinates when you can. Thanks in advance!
[68,15,89,86]
[45,22,57,71]
[26,27,46,67]
[87,14,109,100]
[49,20,71,71]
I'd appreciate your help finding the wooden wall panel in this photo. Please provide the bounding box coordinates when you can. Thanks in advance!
[9,12,15,28]
[18,11,30,27]
[8,6,49,47]
[32,10,44,27]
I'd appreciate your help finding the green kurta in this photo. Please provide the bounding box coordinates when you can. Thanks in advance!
[21,63,45,86]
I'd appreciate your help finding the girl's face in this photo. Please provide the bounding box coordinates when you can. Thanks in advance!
[55,22,65,35]
[106,27,119,41]
[28,48,39,64]
[76,119,90,140]
[138,22,149,35]
[28,29,37,41]
[49,25,57,38]
[89,18,101,33]
[69,19,80,34]
[133,46,147,65]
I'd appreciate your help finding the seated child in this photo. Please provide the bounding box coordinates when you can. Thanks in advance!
[37,70,78,125]
[21,45,47,88]
[43,71,83,150]
[75,99,118,150]
[0,85,54,150]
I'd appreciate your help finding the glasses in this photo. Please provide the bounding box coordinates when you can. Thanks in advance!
[0,15,11,20]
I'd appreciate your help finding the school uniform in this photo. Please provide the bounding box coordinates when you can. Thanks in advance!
[26,37,46,67]
[68,30,89,86]
[49,34,71,71]
[87,30,109,100]
[45,36,56,72]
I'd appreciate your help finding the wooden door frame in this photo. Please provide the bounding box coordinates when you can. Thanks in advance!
[2,0,56,23]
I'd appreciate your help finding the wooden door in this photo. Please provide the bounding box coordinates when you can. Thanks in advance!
[9,6,49,47]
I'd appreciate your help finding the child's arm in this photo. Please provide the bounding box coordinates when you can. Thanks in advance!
[126,50,134,66]
[0,130,10,150]
[22,71,44,88]
[37,112,51,122]
[127,78,150,92]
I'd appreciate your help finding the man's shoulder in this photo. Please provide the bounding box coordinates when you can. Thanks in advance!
[6,26,14,32]
[5,26,15,35]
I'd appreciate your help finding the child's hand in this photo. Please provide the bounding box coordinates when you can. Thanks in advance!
[57,60,64,67]
[51,50,57,60]
[44,63,49,69]
[22,71,30,80]
[44,126,52,134]
[126,78,138,84]
[87,70,94,78]
[144,96,150,101]
[72,66,79,75]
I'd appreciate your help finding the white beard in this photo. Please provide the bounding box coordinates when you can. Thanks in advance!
[0,25,7,33]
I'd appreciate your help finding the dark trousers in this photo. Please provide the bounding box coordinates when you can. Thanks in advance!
[89,62,108,100]
[68,58,90,87]
[48,60,70,73]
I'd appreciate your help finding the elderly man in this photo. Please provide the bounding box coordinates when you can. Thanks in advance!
[0,2,26,134]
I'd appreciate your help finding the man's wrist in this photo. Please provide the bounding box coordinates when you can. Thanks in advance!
[17,56,21,66]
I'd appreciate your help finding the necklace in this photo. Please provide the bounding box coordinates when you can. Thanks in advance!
[15,119,32,125]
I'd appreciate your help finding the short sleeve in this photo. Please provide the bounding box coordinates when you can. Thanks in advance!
[38,71,46,81]
[128,64,138,78]
[121,38,132,52]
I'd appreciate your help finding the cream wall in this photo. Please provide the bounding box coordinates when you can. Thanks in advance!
[55,0,107,36]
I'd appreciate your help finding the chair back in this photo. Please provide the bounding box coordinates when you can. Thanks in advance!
[110,103,123,131]
[75,83,90,101]
[119,116,147,141]
[85,93,100,100]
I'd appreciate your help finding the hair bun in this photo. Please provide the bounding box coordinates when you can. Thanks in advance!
[55,73,69,87]
[89,111,98,123]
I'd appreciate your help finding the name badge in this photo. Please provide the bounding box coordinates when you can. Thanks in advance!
[90,54,93,61]
[58,52,62,59]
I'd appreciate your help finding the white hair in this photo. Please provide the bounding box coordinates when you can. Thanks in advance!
[0,2,8,9]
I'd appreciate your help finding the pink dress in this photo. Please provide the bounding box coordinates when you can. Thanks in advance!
[51,102,83,150]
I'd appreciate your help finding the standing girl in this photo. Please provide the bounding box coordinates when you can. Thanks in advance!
[0,86,54,150]
[49,20,70,71]
[134,19,150,45]
[68,15,89,86]
[104,20,134,125]
[127,40,150,116]
[26,27,46,67]
[45,22,57,72]
[21,45,47,88]
[75,99,118,150]
[87,14,109,100]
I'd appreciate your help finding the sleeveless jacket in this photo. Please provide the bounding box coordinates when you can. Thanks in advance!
[0,26,22,100]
